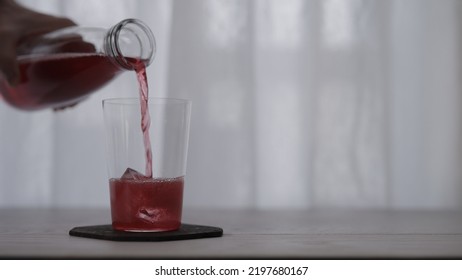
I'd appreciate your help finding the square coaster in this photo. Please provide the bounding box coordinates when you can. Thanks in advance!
[69,224,223,242]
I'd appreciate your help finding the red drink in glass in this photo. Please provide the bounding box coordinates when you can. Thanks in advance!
[109,176,184,232]
[103,59,190,232]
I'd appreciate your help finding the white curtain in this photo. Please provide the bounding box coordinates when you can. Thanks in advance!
[1,0,461,209]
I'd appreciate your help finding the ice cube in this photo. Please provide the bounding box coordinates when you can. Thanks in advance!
[121,168,148,180]
[137,207,167,223]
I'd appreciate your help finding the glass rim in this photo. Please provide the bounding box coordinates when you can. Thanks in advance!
[102,97,191,106]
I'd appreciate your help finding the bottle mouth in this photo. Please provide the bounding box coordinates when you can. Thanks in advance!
[105,19,156,70]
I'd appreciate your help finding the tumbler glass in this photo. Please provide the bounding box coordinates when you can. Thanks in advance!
[103,97,191,232]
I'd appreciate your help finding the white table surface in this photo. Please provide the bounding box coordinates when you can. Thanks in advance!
[1,208,461,258]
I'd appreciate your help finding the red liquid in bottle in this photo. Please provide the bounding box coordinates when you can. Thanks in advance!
[0,54,121,110]
[109,177,184,231]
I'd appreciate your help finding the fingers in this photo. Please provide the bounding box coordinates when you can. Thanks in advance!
[0,53,19,86]
[19,13,76,38]
[32,16,76,35]
[0,33,19,86]
[9,0,76,35]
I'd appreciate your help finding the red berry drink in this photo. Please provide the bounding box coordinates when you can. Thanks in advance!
[104,47,185,232]
[109,176,184,231]
[0,54,121,110]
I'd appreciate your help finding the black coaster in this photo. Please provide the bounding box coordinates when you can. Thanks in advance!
[69,224,223,242]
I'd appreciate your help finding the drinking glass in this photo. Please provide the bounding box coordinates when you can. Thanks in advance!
[103,97,191,232]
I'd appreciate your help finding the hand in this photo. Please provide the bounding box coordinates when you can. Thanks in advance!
[0,0,75,86]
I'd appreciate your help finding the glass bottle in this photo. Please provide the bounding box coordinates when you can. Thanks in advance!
[0,18,156,110]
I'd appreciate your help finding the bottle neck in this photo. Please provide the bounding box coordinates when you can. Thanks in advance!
[104,19,156,70]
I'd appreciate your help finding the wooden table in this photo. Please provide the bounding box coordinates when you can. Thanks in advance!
[1,209,461,258]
